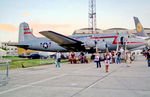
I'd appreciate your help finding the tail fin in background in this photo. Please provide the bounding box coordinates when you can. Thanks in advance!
[133,17,148,37]
[19,22,37,42]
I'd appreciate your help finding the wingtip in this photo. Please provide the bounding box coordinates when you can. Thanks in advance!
[39,31,47,33]
[39,31,50,35]
[39,30,54,33]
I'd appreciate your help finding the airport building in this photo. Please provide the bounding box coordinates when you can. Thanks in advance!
[0,49,7,56]
[0,42,18,56]
[103,28,134,33]
[73,28,103,34]
[73,28,150,36]
[103,28,150,36]
[143,28,150,36]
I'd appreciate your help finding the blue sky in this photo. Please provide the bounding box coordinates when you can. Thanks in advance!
[0,0,150,42]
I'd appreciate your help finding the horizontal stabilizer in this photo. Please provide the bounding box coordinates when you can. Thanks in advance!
[8,43,29,49]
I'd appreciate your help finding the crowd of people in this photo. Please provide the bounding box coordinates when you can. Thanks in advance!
[54,50,135,72]
[92,50,134,72]
[54,51,89,68]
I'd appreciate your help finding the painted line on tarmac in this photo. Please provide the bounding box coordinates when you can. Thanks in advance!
[73,66,95,73]
[70,65,122,97]
[0,64,94,95]
[0,74,66,95]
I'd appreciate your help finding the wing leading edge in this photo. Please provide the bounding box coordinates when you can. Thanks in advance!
[39,30,85,51]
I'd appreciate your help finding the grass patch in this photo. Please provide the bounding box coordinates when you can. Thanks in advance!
[0,63,9,70]
[1,56,68,69]
[10,59,52,69]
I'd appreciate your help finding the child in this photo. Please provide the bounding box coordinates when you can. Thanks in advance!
[105,52,111,72]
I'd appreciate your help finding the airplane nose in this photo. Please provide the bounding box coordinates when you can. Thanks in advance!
[142,39,146,45]
[141,39,147,47]
[135,38,146,48]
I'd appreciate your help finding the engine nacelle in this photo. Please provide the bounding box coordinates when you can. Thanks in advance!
[83,40,107,50]
[96,42,107,50]
[83,41,95,49]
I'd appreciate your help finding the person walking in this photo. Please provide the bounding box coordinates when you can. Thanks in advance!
[94,52,101,68]
[105,52,111,72]
[145,49,150,67]
[116,51,121,64]
[126,51,132,64]
[55,51,61,68]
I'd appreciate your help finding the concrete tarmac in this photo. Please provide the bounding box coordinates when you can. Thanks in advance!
[0,55,150,97]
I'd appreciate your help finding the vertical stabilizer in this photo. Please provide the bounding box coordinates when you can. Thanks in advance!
[133,17,148,37]
[19,22,36,42]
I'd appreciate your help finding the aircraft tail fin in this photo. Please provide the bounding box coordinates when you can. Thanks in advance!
[18,22,37,42]
[133,17,148,37]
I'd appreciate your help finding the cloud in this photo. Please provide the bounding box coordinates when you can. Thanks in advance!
[21,11,30,16]
[28,21,73,36]
[0,20,75,39]
[0,24,17,32]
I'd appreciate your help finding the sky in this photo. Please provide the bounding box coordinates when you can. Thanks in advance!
[0,0,150,42]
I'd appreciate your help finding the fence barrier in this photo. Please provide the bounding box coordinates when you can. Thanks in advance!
[0,58,9,86]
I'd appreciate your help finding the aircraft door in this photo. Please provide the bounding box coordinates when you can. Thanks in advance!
[120,37,124,45]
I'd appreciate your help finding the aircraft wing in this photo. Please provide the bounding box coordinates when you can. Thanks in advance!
[39,30,85,51]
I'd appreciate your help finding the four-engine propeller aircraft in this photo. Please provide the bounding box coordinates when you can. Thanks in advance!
[10,18,147,52]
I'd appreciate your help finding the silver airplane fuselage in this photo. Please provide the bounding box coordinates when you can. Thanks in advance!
[19,32,145,52]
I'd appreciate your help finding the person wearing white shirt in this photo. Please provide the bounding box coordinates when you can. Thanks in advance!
[55,52,61,67]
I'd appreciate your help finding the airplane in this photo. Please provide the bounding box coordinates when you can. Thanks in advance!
[133,17,150,47]
[10,21,146,53]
